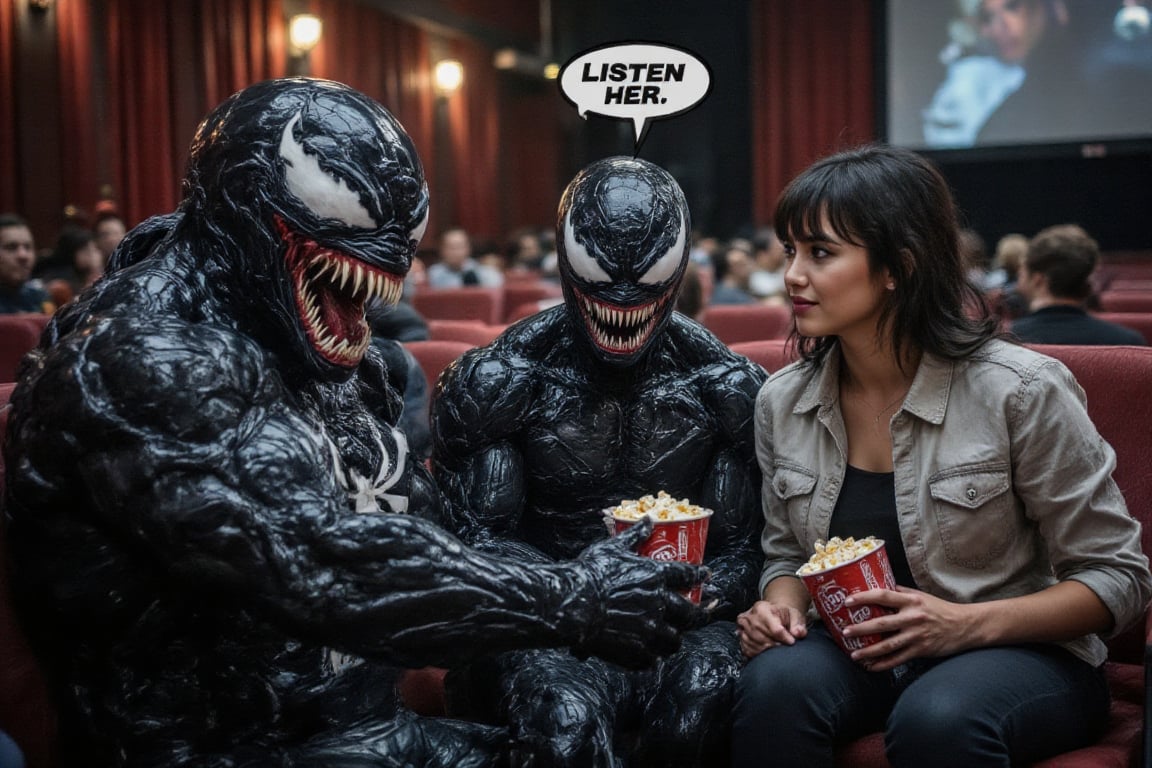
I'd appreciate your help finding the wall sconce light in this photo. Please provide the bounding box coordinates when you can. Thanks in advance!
[289,14,323,55]
[434,60,464,95]
[29,0,53,11]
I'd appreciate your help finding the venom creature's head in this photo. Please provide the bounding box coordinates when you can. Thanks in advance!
[182,78,429,378]
[556,157,690,367]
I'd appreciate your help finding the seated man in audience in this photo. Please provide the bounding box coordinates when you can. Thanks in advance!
[709,241,758,305]
[1011,224,1147,345]
[426,227,504,288]
[432,156,766,767]
[0,214,54,315]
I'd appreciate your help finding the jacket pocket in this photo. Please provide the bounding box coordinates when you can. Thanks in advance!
[929,462,1015,569]
[772,462,818,529]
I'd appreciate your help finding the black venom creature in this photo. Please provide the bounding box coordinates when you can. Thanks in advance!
[2,79,706,767]
[432,157,767,767]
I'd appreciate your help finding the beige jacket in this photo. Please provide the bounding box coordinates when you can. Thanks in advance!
[754,338,1152,666]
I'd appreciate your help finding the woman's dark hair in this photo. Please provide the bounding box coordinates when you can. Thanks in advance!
[773,143,999,367]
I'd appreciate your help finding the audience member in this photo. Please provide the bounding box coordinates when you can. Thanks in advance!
[710,241,758,305]
[35,226,106,303]
[0,213,54,315]
[1011,224,1146,345]
[959,228,990,288]
[676,260,705,321]
[426,227,503,288]
[92,207,127,262]
[748,226,788,302]
[987,232,1030,319]
[505,226,546,273]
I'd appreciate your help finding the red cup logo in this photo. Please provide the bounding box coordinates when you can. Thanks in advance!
[647,541,680,561]
[817,583,848,615]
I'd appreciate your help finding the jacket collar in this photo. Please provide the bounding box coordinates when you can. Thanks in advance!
[794,343,954,425]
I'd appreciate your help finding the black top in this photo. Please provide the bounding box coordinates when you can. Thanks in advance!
[829,465,916,588]
[1011,305,1146,346]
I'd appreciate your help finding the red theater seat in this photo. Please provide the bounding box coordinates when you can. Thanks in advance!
[506,298,563,323]
[700,303,792,345]
[1094,312,1152,344]
[426,319,504,347]
[0,314,48,383]
[413,287,504,325]
[728,339,799,374]
[502,282,562,323]
[1100,291,1152,314]
[403,340,474,392]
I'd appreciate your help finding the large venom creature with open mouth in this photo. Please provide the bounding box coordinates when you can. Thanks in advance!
[432,157,767,766]
[3,80,705,767]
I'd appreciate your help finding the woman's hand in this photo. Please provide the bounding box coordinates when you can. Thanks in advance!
[843,580,1115,672]
[842,586,978,671]
[737,600,809,658]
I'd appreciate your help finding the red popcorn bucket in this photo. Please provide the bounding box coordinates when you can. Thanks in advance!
[798,540,897,655]
[605,508,713,603]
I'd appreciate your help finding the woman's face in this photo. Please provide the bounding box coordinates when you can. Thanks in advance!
[783,213,890,343]
[979,0,1048,64]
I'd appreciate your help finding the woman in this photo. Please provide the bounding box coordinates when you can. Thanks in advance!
[731,144,1152,766]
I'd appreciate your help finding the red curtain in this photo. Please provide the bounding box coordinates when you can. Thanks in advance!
[0,0,17,208]
[750,0,876,225]
[97,0,288,228]
[199,0,287,109]
[1,0,556,245]
[56,0,98,218]
[100,0,184,226]
[444,35,502,240]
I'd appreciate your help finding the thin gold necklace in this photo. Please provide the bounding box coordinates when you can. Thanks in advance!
[847,387,909,426]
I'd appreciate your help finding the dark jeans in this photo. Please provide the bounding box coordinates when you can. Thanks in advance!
[731,625,1109,768]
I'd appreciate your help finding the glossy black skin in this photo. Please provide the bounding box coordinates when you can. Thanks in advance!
[2,80,703,767]
[432,158,766,767]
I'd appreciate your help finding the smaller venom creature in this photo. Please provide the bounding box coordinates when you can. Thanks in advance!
[433,157,767,767]
[3,79,703,767]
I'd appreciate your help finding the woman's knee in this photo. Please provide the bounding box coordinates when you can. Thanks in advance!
[886,682,1002,766]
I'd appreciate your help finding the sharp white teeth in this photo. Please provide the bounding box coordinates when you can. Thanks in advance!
[382,276,398,304]
[368,272,378,301]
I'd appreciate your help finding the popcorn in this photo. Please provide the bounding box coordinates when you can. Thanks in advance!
[608,491,708,521]
[797,536,882,575]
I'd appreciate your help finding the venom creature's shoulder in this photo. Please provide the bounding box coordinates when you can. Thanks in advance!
[13,311,283,454]
[431,308,576,446]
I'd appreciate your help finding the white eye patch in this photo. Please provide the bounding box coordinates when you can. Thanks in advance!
[563,211,612,283]
[408,204,429,247]
[280,113,375,229]
[638,213,686,285]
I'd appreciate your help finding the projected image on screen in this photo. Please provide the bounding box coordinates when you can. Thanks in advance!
[886,0,1152,150]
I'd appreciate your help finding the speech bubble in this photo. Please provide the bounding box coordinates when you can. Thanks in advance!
[559,42,712,155]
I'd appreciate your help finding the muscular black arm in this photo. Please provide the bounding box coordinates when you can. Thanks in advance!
[7,316,697,669]
[689,351,767,618]
[431,344,554,564]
